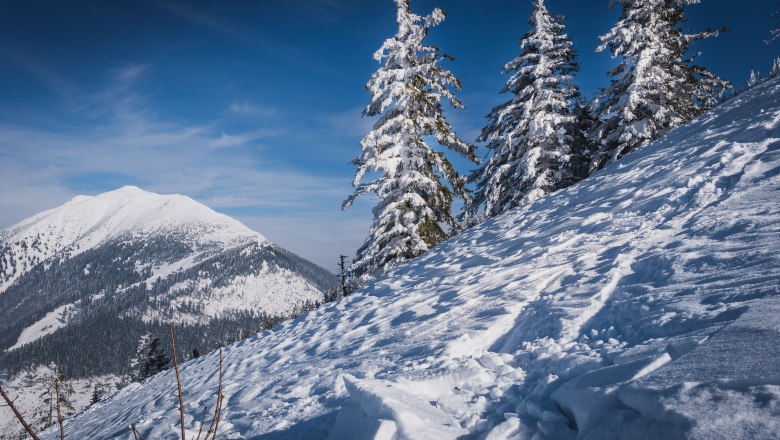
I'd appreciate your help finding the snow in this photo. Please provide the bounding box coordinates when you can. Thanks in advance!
[22,78,780,439]
[329,375,467,440]
[0,368,122,440]
[6,301,80,351]
[141,266,324,324]
[0,185,267,294]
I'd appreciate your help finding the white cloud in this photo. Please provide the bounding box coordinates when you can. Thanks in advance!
[324,106,374,139]
[228,102,277,118]
[209,128,283,149]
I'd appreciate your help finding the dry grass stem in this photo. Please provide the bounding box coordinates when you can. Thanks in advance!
[55,373,65,440]
[168,324,187,440]
[202,348,224,440]
[131,424,147,440]
[0,383,41,440]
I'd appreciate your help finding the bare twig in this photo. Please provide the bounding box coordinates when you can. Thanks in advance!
[0,383,41,440]
[194,406,208,440]
[168,324,187,440]
[133,338,225,440]
[207,396,223,440]
[54,370,65,440]
[130,424,147,440]
[202,348,224,440]
[0,394,18,406]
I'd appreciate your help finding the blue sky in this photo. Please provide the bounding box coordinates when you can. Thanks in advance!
[0,0,776,271]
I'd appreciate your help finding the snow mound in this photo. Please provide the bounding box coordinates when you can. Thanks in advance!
[40,79,780,439]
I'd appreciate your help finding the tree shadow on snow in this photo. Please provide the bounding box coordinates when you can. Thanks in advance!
[248,411,338,440]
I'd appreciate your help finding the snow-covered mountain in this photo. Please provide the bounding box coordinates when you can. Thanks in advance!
[0,186,336,437]
[15,79,780,438]
[0,185,263,293]
[1,185,335,342]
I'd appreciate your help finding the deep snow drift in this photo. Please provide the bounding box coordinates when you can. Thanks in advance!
[34,79,780,438]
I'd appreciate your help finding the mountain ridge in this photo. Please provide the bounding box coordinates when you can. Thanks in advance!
[0,185,270,294]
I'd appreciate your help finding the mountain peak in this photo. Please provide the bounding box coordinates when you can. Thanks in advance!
[1,186,268,293]
[111,185,146,194]
[66,194,93,204]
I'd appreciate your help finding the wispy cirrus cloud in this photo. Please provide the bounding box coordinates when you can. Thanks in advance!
[152,1,255,43]
[0,44,81,100]
[323,106,374,139]
[209,128,284,149]
[151,0,347,80]
[228,101,278,118]
[0,63,368,269]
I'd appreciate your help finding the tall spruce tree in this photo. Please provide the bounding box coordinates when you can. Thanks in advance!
[468,0,580,221]
[343,0,477,281]
[590,0,730,171]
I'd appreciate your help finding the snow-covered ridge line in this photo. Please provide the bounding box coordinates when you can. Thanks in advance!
[41,79,780,439]
[0,186,266,294]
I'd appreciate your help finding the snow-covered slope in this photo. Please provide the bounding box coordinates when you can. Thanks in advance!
[32,80,780,438]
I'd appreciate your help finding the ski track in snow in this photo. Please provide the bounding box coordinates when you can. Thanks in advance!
[29,80,780,439]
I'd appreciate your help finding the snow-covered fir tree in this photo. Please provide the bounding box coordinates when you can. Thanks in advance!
[467,0,580,221]
[91,385,102,405]
[771,57,780,78]
[590,0,730,171]
[343,0,477,281]
[747,70,762,89]
[569,99,598,180]
[131,332,170,381]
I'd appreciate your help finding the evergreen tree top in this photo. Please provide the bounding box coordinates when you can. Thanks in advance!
[590,0,729,170]
[468,0,581,220]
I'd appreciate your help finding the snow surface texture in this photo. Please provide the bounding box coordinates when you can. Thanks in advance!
[42,80,780,438]
[0,185,267,294]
